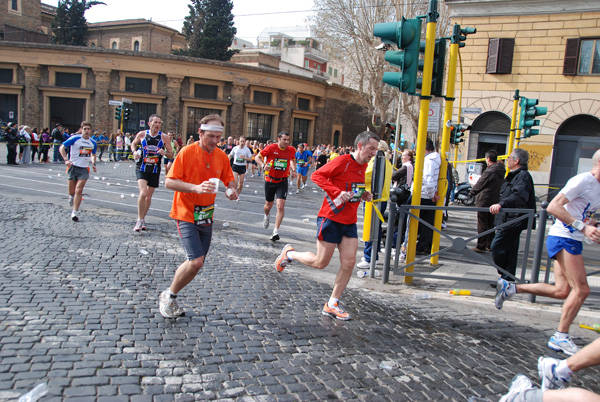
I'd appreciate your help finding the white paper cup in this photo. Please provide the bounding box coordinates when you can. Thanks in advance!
[208,178,219,193]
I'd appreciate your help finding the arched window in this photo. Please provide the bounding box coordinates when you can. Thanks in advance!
[111,42,118,50]
[133,41,140,52]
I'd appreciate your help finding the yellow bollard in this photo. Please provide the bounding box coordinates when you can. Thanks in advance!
[363,201,373,242]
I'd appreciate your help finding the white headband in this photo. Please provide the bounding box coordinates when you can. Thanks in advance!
[200,124,223,132]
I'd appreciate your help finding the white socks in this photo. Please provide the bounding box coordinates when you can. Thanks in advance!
[327,297,338,308]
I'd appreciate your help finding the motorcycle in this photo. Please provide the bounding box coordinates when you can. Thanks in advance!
[454,182,475,206]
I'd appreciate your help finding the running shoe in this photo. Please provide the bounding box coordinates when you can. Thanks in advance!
[263,215,270,229]
[548,334,580,356]
[499,374,535,402]
[141,220,147,230]
[495,278,514,310]
[295,189,300,194]
[68,195,73,207]
[133,220,143,232]
[275,244,294,272]
[538,356,570,391]
[356,259,370,269]
[270,232,280,241]
[399,251,406,262]
[159,290,184,318]
[322,302,351,321]
[71,210,79,222]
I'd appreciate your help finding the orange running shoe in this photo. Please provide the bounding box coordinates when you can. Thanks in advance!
[322,302,350,320]
[275,244,294,272]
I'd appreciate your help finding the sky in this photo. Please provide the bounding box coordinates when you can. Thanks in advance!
[43,0,316,45]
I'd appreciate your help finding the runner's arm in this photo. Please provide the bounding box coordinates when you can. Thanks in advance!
[162,134,174,159]
[165,178,213,194]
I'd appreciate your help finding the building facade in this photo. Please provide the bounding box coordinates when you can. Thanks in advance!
[0,41,366,147]
[446,0,600,192]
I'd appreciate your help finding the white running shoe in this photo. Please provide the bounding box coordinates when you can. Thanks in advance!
[71,210,79,222]
[263,215,270,229]
[548,334,580,356]
[159,290,184,318]
[538,356,570,391]
[68,195,73,207]
[356,260,370,269]
[133,220,143,232]
[499,374,536,402]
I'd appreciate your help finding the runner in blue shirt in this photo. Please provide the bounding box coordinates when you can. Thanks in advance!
[295,143,313,194]
[59,121,97,222]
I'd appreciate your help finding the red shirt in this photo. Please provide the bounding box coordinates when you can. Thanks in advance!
[311,154,367,225]
[259,143,296,181]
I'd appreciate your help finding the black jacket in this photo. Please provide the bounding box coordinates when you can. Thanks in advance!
[496,166,536,231]
[470,162,505,207]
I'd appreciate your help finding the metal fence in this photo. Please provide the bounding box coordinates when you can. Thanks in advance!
[377,201,600,302]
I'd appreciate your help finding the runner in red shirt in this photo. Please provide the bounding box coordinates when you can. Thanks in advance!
[255,131,297,241]
[274,131,380,320]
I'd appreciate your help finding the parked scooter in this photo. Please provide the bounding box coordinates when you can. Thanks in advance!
[454,182,475,206]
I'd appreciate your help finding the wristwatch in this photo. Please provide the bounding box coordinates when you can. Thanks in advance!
[570,219,586,231]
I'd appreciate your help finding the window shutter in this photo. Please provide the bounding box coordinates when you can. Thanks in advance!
[487,38,515,74]
[562,38,580,76]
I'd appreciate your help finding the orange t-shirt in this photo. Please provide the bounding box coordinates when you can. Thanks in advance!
[167,142,234,224]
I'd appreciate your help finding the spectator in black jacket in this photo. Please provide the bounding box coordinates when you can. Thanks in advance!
[489,148,536,281]
[469,150,505,252]
[5,122,19,165]
[52,124,64,162]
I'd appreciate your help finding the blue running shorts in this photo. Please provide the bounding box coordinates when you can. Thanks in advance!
[546,235,582,259]
[316,216,357,244]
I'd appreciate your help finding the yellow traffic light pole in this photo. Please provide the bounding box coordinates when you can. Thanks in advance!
[404,5,437,284]
[430,26,461,265]
[506,90,520,175]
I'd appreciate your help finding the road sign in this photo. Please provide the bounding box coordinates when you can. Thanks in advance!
[109,100,123,106]
[428,102,440,132]
[122,98,133,104]
[462,107,482,115]
[139,120,145,127]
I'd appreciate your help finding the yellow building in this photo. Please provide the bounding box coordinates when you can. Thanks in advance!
[0,0,366,146]
[446,0,600,193]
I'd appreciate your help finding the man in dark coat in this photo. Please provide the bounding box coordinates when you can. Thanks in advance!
[470,150,505,252]
[4,122,19,165]
[489,148,536,280]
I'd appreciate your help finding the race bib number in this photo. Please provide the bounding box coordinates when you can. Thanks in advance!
[350,183,365,203]
[194,205,215,226]
[79,147,92,157]
[297,159,305,165]
[235,157,245,163]
[273,158,288,171]
[144,155,159,164]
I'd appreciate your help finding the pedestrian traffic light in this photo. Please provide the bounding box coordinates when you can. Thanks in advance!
[123,107,131,122]
[400,133,405,147]
[373,18,422,94]
[519,97,547,138]
[417,38,447,97]
[115,106,122,120]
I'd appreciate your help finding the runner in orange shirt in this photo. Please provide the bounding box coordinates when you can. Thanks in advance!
[159,114,238,318]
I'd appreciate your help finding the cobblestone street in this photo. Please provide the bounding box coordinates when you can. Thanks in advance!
[1,185,599,401]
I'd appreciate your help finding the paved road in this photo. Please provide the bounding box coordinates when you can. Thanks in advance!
[1,160,599,401]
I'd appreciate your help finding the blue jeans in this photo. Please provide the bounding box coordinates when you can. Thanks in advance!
[363,202,387,262]
[53,143,63,162]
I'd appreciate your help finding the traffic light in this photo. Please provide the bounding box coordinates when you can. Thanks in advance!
[453,25,476,48]
[115,106,122,120]
[123,107,131,122]
[417,38,447,97]
[450,123,470,144]
[386,123,396,143]
[519,97,547,138]
[373,18,422,94]
[400,133,405,147]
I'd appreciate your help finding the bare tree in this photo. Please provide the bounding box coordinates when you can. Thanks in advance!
[311,0,450,142]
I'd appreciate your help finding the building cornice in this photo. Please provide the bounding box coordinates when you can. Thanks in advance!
[444,0,600,17]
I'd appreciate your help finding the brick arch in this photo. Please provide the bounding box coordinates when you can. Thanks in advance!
[543,99,600,133]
